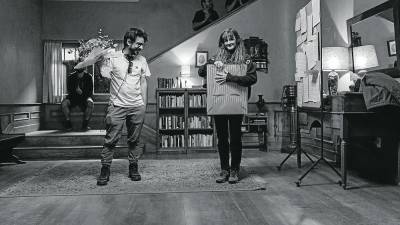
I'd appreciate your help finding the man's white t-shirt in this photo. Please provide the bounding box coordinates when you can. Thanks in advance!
[101,51,151,107]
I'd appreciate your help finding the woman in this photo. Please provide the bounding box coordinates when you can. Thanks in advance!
[198,28,257,184]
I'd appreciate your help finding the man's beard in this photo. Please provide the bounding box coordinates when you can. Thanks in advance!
[128,47,140,56]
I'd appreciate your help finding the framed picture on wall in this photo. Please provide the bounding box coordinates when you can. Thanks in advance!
[387,40,396,56]
[195,51,208,67]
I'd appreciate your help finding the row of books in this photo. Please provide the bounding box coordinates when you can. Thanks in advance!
[254,61,268,69]
[158,95,184,108]
[159,134,185,148]
[157,77,183,88]
[159,116,185,129]
[188,116,212,129]
[188,134,213,147]
[188,94,207,107]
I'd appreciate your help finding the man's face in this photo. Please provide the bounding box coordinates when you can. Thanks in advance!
[223,34,236,51]
[126,36,145,56]
[203,0,213,9]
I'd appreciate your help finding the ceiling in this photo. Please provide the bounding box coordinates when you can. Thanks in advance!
[47,0,139,2]
[377,9,394,23]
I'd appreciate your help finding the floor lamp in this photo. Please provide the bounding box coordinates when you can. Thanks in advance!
[295,47,349,187]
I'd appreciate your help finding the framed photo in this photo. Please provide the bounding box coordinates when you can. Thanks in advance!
[195,51,208,67]
[387,40,396,56]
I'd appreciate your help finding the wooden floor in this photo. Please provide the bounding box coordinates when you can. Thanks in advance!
[1,151,400,225]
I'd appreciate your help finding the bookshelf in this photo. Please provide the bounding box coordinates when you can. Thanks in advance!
[241,114,268,151]
[156,88,216,153]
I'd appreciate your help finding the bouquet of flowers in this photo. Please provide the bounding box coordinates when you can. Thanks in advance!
[74,29,117,70]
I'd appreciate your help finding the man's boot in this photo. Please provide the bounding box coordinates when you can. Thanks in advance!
[97,165,110,186]
[129,162,141,181]
[64,120,72,131]
[81,119,91,131]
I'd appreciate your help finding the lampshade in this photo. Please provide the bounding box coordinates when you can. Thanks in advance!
[322,47,350,71]
[180,65,191,76]
[353,45,379,70]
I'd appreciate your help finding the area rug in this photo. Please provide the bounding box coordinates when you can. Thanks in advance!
[0,158,266,197]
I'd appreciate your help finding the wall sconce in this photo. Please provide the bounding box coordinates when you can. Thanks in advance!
[322,47,350,95]
[180,65,191,77]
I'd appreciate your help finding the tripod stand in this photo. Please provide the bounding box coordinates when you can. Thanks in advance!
[276,101,314,170]
[295,109,342,187]
[277,85,314,170]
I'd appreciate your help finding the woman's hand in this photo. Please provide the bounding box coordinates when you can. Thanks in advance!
[214,60,224,70]
[215,69,229,85]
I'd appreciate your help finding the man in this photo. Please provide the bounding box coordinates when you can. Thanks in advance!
[61,66,94,131]
[192,0,219,31]
[97,28,150,186]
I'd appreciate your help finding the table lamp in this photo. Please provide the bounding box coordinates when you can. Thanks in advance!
[322,47,350,95]
[352,45,379,91]
[353,45,379,74]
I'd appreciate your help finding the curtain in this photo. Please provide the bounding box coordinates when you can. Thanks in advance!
[43,41,65,103]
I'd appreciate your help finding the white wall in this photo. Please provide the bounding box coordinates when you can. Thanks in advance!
[148,0,309,103]
[0,0,43,103]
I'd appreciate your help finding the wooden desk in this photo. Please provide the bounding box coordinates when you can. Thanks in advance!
[299,93,400,189]
[241,114,268,151]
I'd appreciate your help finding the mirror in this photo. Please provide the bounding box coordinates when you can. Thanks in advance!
[347,0,400,77]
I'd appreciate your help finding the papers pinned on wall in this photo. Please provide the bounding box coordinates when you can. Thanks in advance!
[307,14,313,41]
[294,0,321,108]
[312,0,320,27]
[308,71,321,102]
[296,1,319,48]
[295,52,307,73]
[303,36,319,70]
[300,7,307,34]
[295,12,301,32]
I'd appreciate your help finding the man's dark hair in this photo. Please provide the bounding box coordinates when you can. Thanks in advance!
[123,27,148,48]
[201,0,213,8]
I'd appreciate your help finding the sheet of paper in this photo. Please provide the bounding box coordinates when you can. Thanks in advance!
[295,13,301,31]
[300,7,307,34]
[295,52,307,73]
[312,0,320,27]
[294,73,303,82]
[308,72,321,102]
[307,14,313,41]
[303,76,309,102]
[296,32,303,47]
[297,82,303,107]
[303,37,319,70]
[312,35,320,61]
[302,33,307,42]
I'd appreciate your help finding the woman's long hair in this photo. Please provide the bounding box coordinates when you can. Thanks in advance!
[214,28,246,64]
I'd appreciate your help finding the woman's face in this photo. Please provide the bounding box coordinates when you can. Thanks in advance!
[223,34,237,51]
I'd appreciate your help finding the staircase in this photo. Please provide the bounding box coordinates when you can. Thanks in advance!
[14,101,157,160]
[14,124,157,160]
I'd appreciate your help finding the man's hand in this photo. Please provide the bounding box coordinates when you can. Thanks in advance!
[76,87,83,95]
[215,69,228,85]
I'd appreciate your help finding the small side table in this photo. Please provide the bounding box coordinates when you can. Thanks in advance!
[241,114,268,151]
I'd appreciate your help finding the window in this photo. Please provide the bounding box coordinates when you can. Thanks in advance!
[61,42,110,94]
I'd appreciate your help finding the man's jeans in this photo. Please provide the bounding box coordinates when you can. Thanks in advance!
[101,104,146,166]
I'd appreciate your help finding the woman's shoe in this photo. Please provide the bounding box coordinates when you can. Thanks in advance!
[228,169,239,184]
[216,170,230,183]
